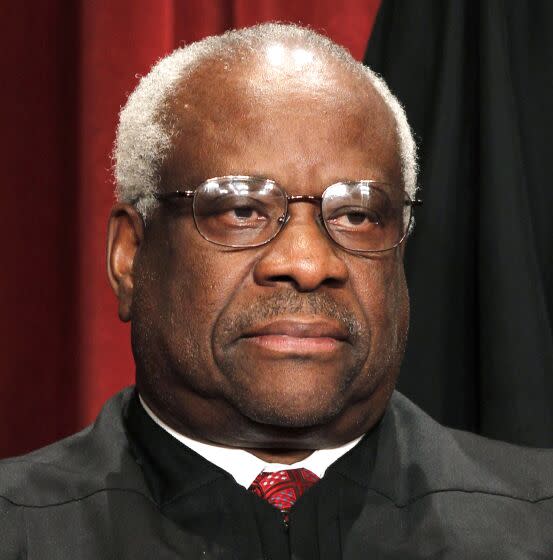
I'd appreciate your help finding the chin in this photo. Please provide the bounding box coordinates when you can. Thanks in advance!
[233,388,346,429]
[218,356,364,429]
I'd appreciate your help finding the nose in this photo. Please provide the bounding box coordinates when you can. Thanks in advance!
[253,207,349,291]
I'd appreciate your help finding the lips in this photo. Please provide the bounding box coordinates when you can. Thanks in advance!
[239,318,350,354]
[242,318,349,340]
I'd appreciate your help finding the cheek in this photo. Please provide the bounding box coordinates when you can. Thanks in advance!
[159,225,253,356]
[134,221,257,396]
[349,255,408,347]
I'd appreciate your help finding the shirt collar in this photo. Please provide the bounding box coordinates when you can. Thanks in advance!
[139,395,363,488]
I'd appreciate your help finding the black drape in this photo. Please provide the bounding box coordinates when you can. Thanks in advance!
[365,0,553,446]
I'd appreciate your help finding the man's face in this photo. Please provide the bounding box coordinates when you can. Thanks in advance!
[122,50,409,446]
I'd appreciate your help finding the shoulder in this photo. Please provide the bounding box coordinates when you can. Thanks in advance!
[379,392,553,506]
[0,387,148,509]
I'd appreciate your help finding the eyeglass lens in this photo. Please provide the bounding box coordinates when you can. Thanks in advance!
[192,177,410,251]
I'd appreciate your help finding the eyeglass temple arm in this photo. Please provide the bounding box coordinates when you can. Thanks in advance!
[154,190,195,201]
[154,192,329,203]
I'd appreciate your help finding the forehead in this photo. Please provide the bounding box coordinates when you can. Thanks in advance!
[161,47,401,192]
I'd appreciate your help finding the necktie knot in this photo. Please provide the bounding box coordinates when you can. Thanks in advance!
[248,468,319,523]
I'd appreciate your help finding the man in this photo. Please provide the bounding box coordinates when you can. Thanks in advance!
[1,23,552,559]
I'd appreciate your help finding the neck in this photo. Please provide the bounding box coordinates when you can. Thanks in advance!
[247,448,314,464]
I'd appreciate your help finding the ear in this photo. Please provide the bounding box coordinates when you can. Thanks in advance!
[106,203,145,322]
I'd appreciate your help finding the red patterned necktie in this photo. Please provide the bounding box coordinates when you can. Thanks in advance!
[248,468,320,524]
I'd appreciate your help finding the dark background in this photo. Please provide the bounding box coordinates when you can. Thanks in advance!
[1,0,552,458]
[367,0,553,447]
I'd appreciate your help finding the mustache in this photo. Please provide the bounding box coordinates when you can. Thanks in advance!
[219,290,363,342]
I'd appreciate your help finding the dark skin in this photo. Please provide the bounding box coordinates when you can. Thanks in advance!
[107,46,409,464]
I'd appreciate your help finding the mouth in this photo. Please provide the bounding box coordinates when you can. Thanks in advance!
[239,318,350,355]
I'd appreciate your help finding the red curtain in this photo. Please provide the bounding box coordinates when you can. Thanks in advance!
[0,1,380,458]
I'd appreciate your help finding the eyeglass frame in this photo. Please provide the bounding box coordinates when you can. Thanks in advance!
[153,175,422,253]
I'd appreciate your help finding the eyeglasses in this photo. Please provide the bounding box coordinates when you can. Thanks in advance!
[154,176,422,253]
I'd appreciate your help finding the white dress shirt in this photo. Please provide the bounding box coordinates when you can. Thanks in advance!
[139,396,363,489]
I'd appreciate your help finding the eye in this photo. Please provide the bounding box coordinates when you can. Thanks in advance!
[232,206,256,219]
[201,196,271,229]
[218,206,266,226]
[343,211,377,225]
[327,206,382,230]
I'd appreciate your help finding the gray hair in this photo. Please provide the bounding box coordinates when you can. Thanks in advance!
[113,23,417,219]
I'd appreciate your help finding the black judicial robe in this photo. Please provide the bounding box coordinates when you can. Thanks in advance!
[2,388,553,559]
